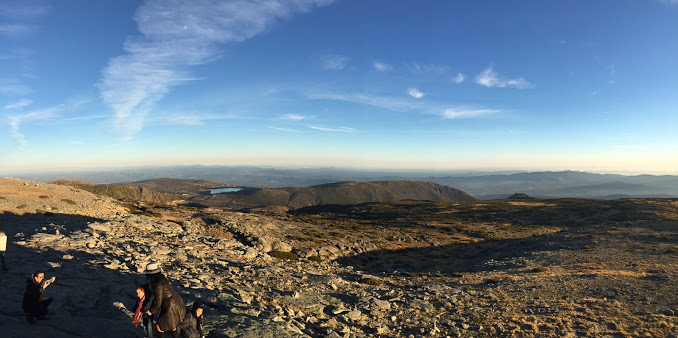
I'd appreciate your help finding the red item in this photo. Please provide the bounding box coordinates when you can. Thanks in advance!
[132,295,145,327]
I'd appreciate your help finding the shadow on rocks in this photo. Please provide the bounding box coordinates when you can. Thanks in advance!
[336,234,554,275]
[0,212,150,337]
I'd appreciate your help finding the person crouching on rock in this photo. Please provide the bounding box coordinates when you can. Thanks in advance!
[132,285,155,338]
[178,301,205,338]
[22,270,55,323]
[144,262,186,338]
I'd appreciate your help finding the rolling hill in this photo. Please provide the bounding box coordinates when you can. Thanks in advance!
[195,180,478,210]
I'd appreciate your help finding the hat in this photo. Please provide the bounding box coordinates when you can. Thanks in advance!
[192,301,204,311]
[144,262,161,274]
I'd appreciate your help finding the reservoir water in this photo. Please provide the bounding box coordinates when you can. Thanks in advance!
[210,187,243,194]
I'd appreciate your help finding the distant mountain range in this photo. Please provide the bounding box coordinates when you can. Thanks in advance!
[11,166,678,200]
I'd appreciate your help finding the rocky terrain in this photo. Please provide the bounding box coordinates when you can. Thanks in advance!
[1,177,677,337]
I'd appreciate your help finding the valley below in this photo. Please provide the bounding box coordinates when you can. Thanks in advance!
[0,177,677,337]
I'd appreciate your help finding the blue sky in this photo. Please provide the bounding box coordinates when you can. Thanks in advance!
[1,0,677,175]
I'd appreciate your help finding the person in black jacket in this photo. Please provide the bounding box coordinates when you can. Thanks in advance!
[144,262,185,338]
[178,301,205,338]
[22,270,55,323]
[132,285,155,337]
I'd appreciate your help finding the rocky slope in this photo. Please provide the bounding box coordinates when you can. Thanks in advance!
[1,178,677,337]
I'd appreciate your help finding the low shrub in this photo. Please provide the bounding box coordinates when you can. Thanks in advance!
[269,250,299,260]
[39,195,50,199]
[207,227,234,239]
[61,199,77,205]
[485,278,503,284]
[358,276,382,286]
[531,266,548,273]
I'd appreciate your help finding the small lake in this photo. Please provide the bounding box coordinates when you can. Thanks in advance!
[210,187,243,194]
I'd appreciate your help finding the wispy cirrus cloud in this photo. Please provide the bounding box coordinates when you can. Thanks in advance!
[0,3,50,17]
[373,61,392,72]
[408,88,424,99]
[475,66,533,89]
[0,2,50,37]
[158,113,237,126]
[409,63,449,74]
[307,90,500,120]
[440,107,500,119]
[320,54,350,70]
[8,99,89,149]
[0,79,32,96]
[451,73,465,84]
[8,107,60,149]
[308,125,357,133]
[0,24,36,37]
[100,0,334,138]
[269,126,303,132]
[307,91,426,112]
[281,114,309,121]
[659,0,678,5]
[4,99,33,109]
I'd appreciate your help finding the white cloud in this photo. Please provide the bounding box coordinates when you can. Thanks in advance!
[373,62,392,72]
[308,125,356,133]
[0,3,49,37]
[475,66,533,89]
[307,91,425,112]
[152,112,237,126]
[0,3,50,18]
[99,0,334,138]
[307,90,500,120]
[408,88,424,99]
[4,99,32,109]
[409,63,449,74]
[440,108,500,119]
[0,79,32,96]
[320,54,350,70]
[281,114,307,121]
[452,73,465,84]
[0,24,36,36]
[7,99,89,149]
[660,0,678,5]
[268,126,303,132]
[8,107,60,149]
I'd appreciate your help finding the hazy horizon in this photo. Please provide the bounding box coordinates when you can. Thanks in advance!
[2,163,675,178]
[2,1,677,174]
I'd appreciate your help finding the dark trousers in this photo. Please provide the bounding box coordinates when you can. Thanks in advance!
[26,297,52,317]
[1,251,6,270]
[142,315,155,338]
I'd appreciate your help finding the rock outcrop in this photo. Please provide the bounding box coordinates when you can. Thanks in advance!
[1,178,677,337]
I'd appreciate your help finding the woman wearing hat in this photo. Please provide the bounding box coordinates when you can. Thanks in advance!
[144,262,186,338]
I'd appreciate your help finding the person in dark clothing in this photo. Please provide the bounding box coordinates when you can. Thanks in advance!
[144,262,185,338]
[0,231,8,271]
[22,270,55,323]
[132,285,155,338]
[178,301,205,338]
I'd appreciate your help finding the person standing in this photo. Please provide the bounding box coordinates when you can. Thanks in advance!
[144,262,185,338]
[22,270,55,323]
[132,285,155,338]
[0,231,7,271]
